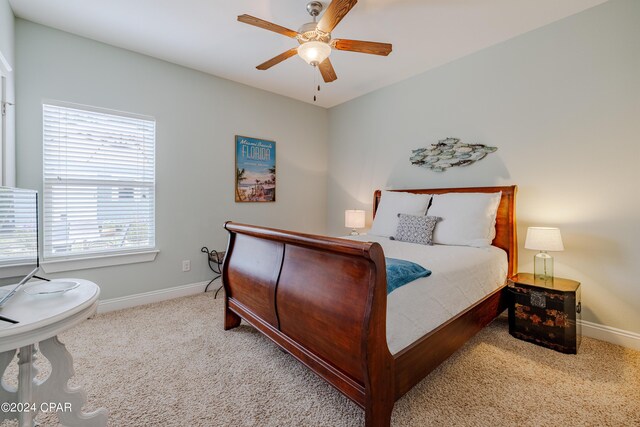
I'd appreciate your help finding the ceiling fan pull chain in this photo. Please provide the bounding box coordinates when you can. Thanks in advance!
[313,67,318,102]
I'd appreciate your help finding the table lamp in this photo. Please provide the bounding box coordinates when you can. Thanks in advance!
[345,210,365,236]
[525,227,564,281]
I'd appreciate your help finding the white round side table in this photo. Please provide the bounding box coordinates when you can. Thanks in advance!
[0,279,108,427]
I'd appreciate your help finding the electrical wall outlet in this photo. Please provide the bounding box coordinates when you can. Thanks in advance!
[182,260,191,272]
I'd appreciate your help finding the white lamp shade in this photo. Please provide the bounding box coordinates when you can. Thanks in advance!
[297,41,331,65]
[525,227,564,252]
[345,210,365,229]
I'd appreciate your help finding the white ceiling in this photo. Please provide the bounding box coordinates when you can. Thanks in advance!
[9,0,607,108]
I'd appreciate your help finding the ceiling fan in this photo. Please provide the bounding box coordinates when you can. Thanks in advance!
[238,0,392,83]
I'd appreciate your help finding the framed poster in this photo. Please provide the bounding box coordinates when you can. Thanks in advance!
[235,135,276,202]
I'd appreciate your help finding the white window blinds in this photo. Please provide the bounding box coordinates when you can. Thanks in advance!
[0,187,38,267]
[43,102,155,259]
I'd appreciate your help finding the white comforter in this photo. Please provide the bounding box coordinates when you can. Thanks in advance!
[345,235,508,355]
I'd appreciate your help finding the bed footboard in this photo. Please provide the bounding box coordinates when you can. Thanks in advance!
[222,222,395,426]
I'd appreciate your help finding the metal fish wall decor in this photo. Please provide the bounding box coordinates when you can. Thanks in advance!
[410,138,497,172]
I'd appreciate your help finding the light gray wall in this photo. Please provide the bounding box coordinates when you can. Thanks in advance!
[327,0,640,334]
[0,0,15,186]
[15,20,328,300]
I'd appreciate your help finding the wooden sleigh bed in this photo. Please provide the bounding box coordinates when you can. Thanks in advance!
[221,185,517,426]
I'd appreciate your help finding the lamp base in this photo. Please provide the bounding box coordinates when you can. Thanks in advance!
[350,229,359,236]
[534,251,554,282]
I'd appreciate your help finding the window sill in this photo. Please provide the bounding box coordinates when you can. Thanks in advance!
[41,250,159,273]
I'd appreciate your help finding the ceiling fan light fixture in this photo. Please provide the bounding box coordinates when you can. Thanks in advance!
[298,41,331,66]
[239,0,392,84]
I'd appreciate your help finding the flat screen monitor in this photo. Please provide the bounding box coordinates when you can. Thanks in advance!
[0,186,39,307]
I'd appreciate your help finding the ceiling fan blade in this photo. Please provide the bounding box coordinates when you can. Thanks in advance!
[332,39,392,56]
[256,48,299,70]
[237,14,299,38]
[317,0,358,34]
[318,58,337,83]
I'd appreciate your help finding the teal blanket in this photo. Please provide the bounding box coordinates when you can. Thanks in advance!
[386,257,431,294]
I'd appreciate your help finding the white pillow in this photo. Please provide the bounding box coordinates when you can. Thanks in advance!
[428,192,502,247]
[369,191,431,237]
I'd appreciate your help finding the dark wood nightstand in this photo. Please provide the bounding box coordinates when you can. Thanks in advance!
[508,273,581,354]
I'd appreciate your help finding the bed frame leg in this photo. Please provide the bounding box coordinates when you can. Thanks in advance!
[224,304,241,330]
[365,400,393,427]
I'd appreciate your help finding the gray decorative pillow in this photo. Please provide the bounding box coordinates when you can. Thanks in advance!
[392,214,440,245]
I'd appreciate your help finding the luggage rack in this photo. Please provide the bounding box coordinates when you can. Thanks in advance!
[201,247,225,298]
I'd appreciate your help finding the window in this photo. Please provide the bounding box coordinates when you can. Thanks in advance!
[43,102,155,261]
[0,187,37,266]
[1,72,6,184]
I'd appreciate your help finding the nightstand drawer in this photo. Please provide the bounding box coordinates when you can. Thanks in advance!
[508,274,581,354]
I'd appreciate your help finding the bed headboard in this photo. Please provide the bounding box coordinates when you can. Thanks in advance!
[373,185,518,277]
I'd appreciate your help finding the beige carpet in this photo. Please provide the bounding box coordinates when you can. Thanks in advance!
[2,292,639,426]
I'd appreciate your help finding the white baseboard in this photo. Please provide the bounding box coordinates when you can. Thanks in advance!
[97,279,219,314]
[96,283,640,351]
[579,320,640,351]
